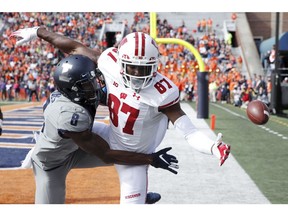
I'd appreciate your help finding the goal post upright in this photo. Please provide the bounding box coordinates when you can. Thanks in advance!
[149,12,209,118]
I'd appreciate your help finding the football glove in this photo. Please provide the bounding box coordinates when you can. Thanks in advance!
[212,133,231,166]
[151,147,179,174]
[10,27,40,46]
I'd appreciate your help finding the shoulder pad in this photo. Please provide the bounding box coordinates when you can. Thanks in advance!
[58,105,92,133]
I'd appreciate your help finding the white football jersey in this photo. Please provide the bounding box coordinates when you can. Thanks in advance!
[97,47,180,154]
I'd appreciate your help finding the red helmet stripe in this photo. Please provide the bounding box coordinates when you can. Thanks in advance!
[141,33,145,56]
[134,32,139,56]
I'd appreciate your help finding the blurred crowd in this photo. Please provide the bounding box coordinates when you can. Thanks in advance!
[133,14,271,108]
[0,12,271,108]
[0,12,114,101]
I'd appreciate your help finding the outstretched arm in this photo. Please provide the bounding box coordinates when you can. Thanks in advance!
[10,27,100,63]
[161,102,231,166]
[65,130,179,174]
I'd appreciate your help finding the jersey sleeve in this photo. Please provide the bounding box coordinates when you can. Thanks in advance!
[57,105,92,133]
[157,74,180,110]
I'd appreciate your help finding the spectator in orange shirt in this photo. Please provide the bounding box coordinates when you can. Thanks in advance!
[195,19,201,32]
[201,18,207,33]
[207,17,213,34]
[231,13,237,22]
[239,85,251,109]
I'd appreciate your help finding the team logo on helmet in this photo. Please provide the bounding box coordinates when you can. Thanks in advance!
[90,70,96,77]
[121,54,130,60]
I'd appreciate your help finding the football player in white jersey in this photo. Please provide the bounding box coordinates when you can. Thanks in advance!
[14,54,178,204]
[10,27,230,204]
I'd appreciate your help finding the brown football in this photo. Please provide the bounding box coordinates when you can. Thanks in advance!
[246,100,270,125]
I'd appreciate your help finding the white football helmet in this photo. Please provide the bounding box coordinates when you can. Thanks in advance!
[117,32,159,92]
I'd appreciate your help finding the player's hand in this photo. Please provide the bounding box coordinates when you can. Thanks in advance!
[151,147,179,174]
[212,133,231,166]
[10,27,40,46]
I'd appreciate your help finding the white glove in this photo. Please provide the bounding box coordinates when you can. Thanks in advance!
[212,133,231,166]
[10,27,40,46]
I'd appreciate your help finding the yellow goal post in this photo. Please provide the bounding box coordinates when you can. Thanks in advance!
[149,12,209,118]
[149,12,205,72]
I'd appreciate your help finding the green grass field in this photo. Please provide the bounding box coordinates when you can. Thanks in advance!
[189,101,288,204]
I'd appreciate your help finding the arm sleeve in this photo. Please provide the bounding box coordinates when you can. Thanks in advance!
[58,106,91,133]
[174,115,214,155]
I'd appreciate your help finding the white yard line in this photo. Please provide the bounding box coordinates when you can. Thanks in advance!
[212,103,288,140]
[148,102,270,204]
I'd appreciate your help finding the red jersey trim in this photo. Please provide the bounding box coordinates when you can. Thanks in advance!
[158,96,180,110]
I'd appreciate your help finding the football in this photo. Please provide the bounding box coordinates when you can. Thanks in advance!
[246,100,270,125]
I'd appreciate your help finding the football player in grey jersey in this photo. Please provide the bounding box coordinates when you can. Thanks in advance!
[27,54,178,204]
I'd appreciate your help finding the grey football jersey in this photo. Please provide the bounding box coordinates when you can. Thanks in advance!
[32,92,94,170]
